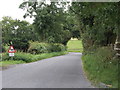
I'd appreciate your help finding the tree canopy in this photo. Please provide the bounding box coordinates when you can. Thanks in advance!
[1,16,38,51]
[70,2,119,51]
[19,1,80,45]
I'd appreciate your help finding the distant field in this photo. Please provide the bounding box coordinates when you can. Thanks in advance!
[67,40,83,52]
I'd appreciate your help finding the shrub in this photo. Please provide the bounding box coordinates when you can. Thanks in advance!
[2,45,9,53]
[50,43,66,52]
[28,42,49,54]
[28,42,66,54]
[12,38,29,52]
[2,52,33,63]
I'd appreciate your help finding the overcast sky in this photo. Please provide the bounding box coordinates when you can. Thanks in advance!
[0,0,71,24]
[0,0,34,23]
[1,0,116,24]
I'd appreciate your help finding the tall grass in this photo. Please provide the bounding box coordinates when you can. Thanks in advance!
[1,51,68,67]
[82,47,118,88]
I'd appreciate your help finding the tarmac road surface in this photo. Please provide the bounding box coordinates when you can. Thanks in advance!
[2,52,94,88]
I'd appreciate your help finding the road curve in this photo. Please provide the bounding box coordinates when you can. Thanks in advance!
[2,52,94,88]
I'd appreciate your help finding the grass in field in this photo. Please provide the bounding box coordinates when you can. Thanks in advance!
[67,39,83,52]
[82,47,118,88]
[1,51,68,67]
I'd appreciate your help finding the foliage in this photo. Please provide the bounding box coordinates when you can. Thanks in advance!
[2,51,67,63]
[2,45,6,52]
[31,51,68,62]
[19,1,81,45]
[28,41,66,54]
[70,3,119,88]
[71,2,119,50]
[2,52,33,63]
[2,44,10,53]
[1,16,38,52]
[50,43,66,52]
[28,42,50,54]
[82,47,118,88]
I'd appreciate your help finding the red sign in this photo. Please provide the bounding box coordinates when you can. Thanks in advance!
[8,46,16,53]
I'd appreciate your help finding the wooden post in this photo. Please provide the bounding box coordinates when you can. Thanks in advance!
[114,36,120,58]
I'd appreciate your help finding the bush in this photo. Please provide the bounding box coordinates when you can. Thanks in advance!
[2,52,33,63]
[50,43,66,52]
[2,51,67,63]
[2,45,9,53]
[28,42,66,54]
[28,42,50,54]
[12,38,29,52]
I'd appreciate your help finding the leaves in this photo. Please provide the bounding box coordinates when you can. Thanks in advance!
[1,16,38,51]
[71,2,118,47]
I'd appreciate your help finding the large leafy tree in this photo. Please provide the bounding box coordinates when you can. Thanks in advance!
[33,2,67,42]
[19,1,80,45]
[70,2,119,50]
[1,16,38,51]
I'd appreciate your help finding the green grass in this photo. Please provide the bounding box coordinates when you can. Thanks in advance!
[82,47,118,88]
[1,51,68,67]
[0,60,25,67]
[31,51,68,62]
[67,39,83,52]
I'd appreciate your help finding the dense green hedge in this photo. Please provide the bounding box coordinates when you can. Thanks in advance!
[50,43,66,52]
[2,42,67,62]
[28,42,66,54]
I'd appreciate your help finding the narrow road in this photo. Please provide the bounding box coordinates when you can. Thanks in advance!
[2,52,93,88]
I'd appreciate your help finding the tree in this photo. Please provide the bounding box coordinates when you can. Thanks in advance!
[1,16,38,51]
[70,2,119,50]
[19,1,80,45]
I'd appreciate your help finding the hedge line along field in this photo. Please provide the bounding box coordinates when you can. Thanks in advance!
[1,42,67,68]
[67,39,83,52]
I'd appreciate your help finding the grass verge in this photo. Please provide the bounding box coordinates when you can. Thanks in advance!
[1,51,68,67]
[82,47,118,88]
[0,60,25,67]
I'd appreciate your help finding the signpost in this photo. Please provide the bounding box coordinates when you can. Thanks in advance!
[8,46,16,60]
